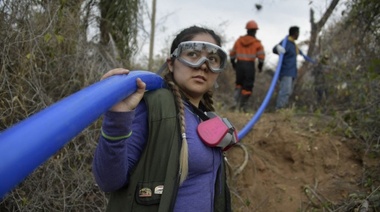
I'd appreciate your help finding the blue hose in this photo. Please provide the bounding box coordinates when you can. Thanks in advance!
[0,36,287,198]
[0,71,164,198]
[237,36,288,140]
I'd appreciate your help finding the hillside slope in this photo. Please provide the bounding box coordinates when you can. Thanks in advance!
[222,110,368,212]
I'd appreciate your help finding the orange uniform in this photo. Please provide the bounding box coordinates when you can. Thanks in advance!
[230,35,265,63]
[229,20,265,112]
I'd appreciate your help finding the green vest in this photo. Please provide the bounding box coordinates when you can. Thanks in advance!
[106,88,231,212]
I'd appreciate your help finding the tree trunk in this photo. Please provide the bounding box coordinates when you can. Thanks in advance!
[307,0,340,57]
[148,0,156,71]
[295,0,340,101]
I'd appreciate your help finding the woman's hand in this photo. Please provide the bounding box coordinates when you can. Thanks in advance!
[101,68,146,112]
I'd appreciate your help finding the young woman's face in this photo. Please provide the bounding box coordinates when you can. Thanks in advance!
[169,33,220,103]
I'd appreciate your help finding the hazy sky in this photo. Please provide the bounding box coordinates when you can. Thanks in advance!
[142,0,347,68]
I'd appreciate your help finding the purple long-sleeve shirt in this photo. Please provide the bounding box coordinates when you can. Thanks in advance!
[92,100,222,212]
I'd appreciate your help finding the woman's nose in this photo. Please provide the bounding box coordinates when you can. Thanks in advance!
[199,61,209,72]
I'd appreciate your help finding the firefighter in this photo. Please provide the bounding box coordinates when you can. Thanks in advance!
[230,20,265,112]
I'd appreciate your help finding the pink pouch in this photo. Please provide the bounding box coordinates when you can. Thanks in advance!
[197,116,229,147]
[197,116,238,151]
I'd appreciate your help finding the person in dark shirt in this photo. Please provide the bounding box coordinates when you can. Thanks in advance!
[273,26,315,109]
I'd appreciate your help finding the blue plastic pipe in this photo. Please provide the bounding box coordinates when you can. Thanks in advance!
[0,70,164,198]
[0,36,287,198]
[237,36,288,140]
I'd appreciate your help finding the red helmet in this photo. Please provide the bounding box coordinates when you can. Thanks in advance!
[246,20,259,30]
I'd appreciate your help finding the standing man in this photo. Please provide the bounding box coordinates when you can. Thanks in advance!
[273,26,315,110]
[230,20,265,112]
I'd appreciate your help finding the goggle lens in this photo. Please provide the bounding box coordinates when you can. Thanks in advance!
[172,41,227,73]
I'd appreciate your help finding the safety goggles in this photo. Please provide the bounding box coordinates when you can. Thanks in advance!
[171,41,228,73]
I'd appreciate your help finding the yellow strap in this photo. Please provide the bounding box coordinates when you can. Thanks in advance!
[288,36,299,55]
[101,128,132,141]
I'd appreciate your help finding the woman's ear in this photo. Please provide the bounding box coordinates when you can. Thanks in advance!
[167,58,173,72]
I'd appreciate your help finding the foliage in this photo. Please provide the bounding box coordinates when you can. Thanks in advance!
[346,0,380,42]
[99,0,140,67]
[294,0,380,209]
[305,0,379,149]
[0,0,140,210]
[1,0,91,129]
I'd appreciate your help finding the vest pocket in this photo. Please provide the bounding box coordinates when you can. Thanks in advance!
[135,181,164,205]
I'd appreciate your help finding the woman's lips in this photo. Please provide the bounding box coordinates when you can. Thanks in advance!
[193,75,206,81]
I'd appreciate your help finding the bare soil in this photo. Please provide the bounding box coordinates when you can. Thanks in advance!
[211,67,380,211]
[221,110,366,212]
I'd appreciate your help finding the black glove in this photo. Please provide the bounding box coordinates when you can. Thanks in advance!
[258,61,264,73]
[230,58,236,70]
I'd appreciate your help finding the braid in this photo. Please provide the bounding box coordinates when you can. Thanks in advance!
[201,90,215,111]
[164,73,188,184]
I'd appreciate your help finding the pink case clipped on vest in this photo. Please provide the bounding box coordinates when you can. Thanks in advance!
[197,116,229,147]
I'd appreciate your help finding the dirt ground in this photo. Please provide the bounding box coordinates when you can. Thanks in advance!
[221,110,365,212]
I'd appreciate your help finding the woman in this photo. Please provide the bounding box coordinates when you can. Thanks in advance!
[93,26,236,212]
